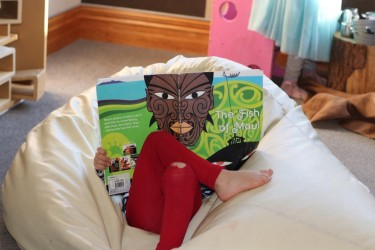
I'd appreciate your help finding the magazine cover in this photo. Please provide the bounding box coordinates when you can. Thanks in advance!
[96,70,263,195]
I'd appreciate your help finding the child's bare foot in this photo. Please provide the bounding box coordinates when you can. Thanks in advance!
[214,169,273,201]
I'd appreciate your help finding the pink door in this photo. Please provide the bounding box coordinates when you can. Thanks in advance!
[208,0,275,77]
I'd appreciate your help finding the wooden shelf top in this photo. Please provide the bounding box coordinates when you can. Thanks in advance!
[0,34,18,46]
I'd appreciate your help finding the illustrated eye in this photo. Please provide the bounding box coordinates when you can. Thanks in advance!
[154,92,175,100]
[185,91,205,100]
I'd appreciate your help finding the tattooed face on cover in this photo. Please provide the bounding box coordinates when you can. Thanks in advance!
[145,72,214,146]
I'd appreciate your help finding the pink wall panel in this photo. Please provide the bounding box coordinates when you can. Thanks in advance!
[208,0,275,77]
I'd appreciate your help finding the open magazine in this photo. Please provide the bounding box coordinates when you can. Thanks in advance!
[96,70,263,195]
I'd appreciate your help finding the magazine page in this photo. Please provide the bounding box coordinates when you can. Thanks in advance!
[186,70,263,170]
[96,70,263,195]
[96,75,159,195]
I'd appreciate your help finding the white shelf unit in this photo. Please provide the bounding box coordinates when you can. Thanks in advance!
[0,0,20,114]
[0,0,47,114]
[12,68,45,100]
[9,0,47,104]
[0,45,15,80]
[0,78,10,111]
[0,45,14,111]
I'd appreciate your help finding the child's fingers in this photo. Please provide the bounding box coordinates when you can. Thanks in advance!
[97,147,106,155]
[94,148,110,171]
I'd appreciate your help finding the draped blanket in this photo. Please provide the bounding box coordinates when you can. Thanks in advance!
[302,91,375,139]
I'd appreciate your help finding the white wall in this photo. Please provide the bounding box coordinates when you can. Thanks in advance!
[48,0,81,17]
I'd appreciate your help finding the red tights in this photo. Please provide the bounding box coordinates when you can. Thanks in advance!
[126,131,223,250]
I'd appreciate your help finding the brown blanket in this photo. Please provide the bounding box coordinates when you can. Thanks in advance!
[301,85,375,139]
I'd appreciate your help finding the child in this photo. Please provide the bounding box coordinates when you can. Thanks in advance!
[94,130,273,250]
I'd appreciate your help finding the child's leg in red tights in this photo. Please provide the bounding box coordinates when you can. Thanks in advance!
[126,131,223,250]
[157,162,202,249]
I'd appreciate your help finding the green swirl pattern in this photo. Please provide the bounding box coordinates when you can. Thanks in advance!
[190,80,263,159]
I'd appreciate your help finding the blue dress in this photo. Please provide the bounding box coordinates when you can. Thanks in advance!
[248,0,342,62]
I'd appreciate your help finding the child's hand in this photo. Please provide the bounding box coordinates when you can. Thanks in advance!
[94,147,110,171]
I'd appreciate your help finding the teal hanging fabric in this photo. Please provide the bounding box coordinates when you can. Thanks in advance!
[248,0,342,62]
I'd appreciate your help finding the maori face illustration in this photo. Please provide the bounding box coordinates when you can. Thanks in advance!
[145,72,214,146]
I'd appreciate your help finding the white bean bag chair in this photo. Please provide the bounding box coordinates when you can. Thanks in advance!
[2,56,375,250]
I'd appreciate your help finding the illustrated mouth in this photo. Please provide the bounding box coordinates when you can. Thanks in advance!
[170,121,192,134]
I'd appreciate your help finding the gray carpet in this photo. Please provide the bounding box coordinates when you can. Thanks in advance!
[1,39,374,249]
